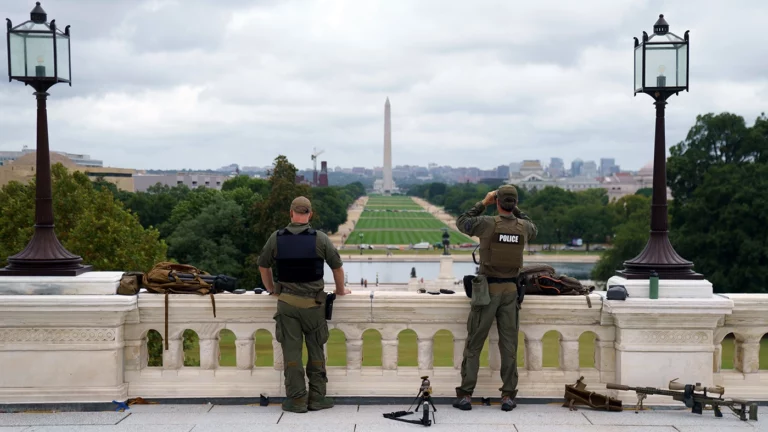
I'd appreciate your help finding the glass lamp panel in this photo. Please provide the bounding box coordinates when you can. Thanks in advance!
[644,43,677,88]
[55,34,70,81]
[8,32,26,77]
[634,45,643,91]
[676,43,687,88]
[24,33,55,78]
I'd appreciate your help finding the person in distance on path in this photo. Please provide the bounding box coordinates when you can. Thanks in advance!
[453,185,537,412]
[259,196,351,413]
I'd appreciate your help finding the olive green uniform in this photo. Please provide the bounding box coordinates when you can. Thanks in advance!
[258,222,342,402]
[455,201,537,398]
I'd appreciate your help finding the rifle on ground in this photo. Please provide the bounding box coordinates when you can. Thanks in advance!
[606,379,758,421]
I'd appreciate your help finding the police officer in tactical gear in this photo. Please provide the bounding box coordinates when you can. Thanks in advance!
[258,196,351,413]
[452,185,537,412]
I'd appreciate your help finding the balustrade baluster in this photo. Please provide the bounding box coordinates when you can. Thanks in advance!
[453,338,465,370]
[272,338,284,371]
[561,339,580,371]
[417,338,433,370]
[382,339,398,370]
[198,338,218,370]
[525,338,543,371]
[236,337,255,370]
[163,338,183,370]
[735,338,761,374]
[489,335,501,371]
[347,339,363,370]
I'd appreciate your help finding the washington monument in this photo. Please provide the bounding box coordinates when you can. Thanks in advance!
[383,97,393,194]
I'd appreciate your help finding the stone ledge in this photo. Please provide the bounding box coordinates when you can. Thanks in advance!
[0,271,124,295]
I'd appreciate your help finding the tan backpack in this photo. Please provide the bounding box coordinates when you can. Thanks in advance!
[143,262,217,350]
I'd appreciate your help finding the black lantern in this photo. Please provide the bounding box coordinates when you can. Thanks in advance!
[7,2,71,90]
[1,3,90,277]
[634,15,688,96]
[618,15,701,281]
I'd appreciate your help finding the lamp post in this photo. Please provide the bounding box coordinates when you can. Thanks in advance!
[1,3,91,276]
[617,14,701,280]
[359,233,364,255]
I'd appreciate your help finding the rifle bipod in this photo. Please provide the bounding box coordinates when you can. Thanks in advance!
[383,390,437,427]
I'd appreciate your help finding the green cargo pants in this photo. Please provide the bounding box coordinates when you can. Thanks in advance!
[456,283,520,398]
[274,299,330,401]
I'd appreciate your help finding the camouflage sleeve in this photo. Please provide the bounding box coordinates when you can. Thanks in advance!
[523,218,538,242]
[257,232,278,268]
[322,234,343,270]
[456,201,494,238]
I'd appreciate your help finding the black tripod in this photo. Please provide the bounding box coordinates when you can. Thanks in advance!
[383,376,437,427]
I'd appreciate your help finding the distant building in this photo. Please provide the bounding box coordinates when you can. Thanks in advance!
[582,161,598,178]
[508,162,522,177]
[133,172,231,192]
[547,157,565,177]
[0,152,135,191]
[496,165,510,179]
[570,159,583,177]
[0,146,103,167]
[600,158,616,176]
[318,161,329,187]
[519,160,544,178]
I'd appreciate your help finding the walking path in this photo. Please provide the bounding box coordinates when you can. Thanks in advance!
[328,196,368,247]
[411,196,480,243]
[0,403,758,431]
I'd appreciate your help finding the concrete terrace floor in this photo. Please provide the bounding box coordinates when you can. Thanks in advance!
[0,403,763,432]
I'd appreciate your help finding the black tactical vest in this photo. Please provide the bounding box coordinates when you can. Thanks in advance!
[275,228,324,283]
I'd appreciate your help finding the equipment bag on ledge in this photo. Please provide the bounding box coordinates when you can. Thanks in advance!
[517,264,595,308]
[142,262,238,349]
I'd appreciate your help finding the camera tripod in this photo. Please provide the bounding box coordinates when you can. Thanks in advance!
[383,376,437,427]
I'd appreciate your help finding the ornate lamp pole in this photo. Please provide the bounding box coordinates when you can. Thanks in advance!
[1,3,91,276]
[617,14,701,280]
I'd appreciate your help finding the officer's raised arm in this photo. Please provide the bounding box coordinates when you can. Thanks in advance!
[456,190,497,238]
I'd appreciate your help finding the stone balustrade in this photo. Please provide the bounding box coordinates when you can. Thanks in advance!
[0,282,766,404]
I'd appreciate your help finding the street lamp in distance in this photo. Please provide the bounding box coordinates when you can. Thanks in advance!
[617,14,702,280]
[1,2,91,277]
[359,233,364,255]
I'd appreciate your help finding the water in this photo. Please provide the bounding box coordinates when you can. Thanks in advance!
[322,261,594,284]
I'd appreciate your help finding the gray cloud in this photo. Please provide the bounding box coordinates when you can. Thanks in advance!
[1,0,767,172]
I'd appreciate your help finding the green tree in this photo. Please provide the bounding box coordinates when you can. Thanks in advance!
[0,164,167,271]
[670,163,768,293]
[166,196,246,277]
[591,197,651,281]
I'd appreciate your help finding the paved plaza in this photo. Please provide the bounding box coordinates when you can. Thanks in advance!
[0,402,762,431]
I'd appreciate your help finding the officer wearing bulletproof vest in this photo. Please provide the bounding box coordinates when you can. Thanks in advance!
[258,196,351,414]
[452,185,537,412]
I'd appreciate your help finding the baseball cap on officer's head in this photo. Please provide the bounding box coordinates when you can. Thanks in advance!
[496,185,518,205]
[291,196,312,214]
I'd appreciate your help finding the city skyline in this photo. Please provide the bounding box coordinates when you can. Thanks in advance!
[1,1,767,172]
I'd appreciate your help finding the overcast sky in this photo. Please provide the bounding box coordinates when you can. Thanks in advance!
[1,0,766,172]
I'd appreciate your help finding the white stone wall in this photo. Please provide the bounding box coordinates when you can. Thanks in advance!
[0,278,767,404]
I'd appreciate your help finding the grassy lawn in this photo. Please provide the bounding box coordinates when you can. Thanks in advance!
[345,230,472,245]
[360,212,435,219]
[338,248,477,255]
[355,218,449,230]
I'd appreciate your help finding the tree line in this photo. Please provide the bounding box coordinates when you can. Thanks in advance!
[0,155,364,290]
[409,112,768,293]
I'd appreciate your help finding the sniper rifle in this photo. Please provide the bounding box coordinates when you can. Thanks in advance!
[606,379,758,421]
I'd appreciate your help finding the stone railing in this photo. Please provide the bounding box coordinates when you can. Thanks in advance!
[714,294,768,398]
[123,292,611,399]
[0,275,766,404]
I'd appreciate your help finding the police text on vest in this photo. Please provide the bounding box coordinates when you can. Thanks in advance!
[497,234,520,244]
